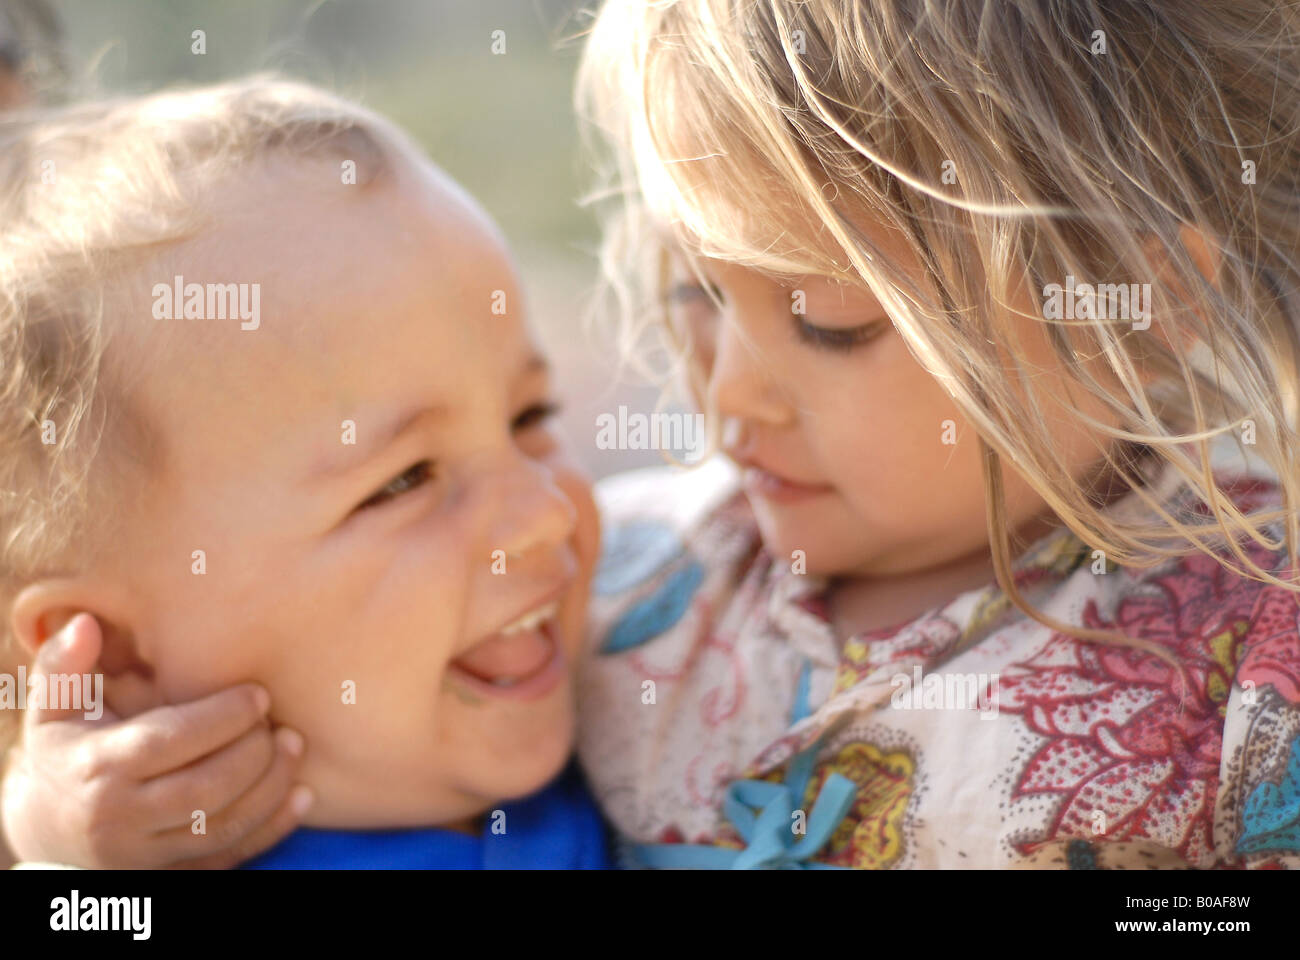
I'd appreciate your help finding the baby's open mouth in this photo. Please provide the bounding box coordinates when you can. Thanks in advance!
[448,600,566,701]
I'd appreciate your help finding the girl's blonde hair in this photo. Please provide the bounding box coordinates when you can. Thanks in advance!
[578,0,1300,668]
[0,77,393,674]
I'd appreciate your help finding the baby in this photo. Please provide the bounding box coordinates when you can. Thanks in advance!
[0,78,605,867]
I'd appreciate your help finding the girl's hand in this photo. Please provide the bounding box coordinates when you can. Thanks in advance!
[1,614,312,868]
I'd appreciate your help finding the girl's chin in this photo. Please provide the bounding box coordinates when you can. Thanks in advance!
[753,522,869,579]
[753,512,819,560]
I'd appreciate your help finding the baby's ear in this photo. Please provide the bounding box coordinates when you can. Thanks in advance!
[9,579,139,673]
[11,579,86,657]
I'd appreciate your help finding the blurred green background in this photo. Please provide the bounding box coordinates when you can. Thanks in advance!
[46,0,665,477]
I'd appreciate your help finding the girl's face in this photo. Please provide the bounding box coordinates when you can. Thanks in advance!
[670,232,1105,580]
[102,151,600,829]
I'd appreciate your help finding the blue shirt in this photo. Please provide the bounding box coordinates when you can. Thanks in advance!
[242,765,611,869]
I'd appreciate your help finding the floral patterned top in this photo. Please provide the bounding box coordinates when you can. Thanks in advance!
[576,452,1300,869]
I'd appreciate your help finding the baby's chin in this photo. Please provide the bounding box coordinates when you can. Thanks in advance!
[300,707,577,830]
[456,701,578,803]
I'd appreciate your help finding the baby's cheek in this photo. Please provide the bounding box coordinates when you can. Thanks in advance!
[550,458,599,653]
[135,573,272,701]
[564,475,601,580]
[382,515,473,649]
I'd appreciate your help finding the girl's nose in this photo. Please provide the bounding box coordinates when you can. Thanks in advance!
[706,316,792,428]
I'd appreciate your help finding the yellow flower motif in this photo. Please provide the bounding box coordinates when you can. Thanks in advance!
[843,637,869,664]
[800,742,916,869]
[1207,618,1249,715]
[966,591,1011,640]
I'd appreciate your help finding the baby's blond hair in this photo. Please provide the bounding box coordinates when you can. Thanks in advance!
[0,76,394,669]
[579,0,1300,668]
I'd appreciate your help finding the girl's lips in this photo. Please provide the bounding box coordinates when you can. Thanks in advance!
[447,622,567,702]
[742,465,834,504]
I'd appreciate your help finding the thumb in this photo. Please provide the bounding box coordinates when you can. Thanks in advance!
[25,612,103,726]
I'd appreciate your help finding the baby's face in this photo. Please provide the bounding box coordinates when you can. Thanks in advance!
[106,151,599,828]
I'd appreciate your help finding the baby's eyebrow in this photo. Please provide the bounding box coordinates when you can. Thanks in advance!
[306,355,547,484]
[309,404,448,483]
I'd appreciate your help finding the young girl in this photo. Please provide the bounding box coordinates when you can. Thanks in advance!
[569,0,1300,868]
[8,0,1300,870]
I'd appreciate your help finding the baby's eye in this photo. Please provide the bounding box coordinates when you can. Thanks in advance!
[355,460,434,511]
[512,401,560,433]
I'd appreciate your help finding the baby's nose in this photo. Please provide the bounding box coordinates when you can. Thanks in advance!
[484,455,578,563]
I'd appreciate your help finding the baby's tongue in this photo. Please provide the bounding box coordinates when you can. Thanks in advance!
[453,628,552,681]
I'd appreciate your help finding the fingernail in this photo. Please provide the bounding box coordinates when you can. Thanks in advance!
[253,686,271,715]
[289,784,314,817]
[276,726,304,757]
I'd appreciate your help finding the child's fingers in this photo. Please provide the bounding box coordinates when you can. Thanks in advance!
[172,783,313,870]
[136,722,297,830]
[24,613,102,725]
[150,732,312,868]
[102,669,166,719]
[97,682,273,779]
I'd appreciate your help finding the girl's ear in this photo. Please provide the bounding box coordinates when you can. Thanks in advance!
[1141,224,1222,295]
[1177,223,1222,288]
[1138,225,1223,355]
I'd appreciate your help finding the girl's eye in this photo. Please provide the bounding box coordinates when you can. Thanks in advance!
[512,401,560,433]
[794,318,888,354]
[668,280,723,307]
[356,460,434,511]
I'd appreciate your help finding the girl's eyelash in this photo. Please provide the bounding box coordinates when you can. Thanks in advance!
[670,279,881,353]
[512,400,561,432]
[356,460,434,512]
[795,318,885,353]
[668,281,722,305]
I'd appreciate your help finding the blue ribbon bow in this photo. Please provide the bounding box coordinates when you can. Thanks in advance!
[630,741,856,869]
